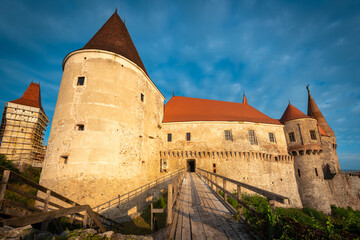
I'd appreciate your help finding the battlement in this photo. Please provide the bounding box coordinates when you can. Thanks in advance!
[159,150,293,163]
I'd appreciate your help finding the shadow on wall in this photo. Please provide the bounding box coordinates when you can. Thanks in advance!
[96,175,176,222]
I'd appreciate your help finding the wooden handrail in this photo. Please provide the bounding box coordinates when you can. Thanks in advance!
[196,168,289,203]
[150,169,185,232]
[95,168,185,212]
[3,205,106,232]
[0,166,78,206]
[0,166,122,231]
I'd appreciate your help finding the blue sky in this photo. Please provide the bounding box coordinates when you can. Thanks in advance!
[0,0,359,169]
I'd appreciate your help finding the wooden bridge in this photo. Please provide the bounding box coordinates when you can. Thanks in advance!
[1,165,289,239]
[166,172,253,239]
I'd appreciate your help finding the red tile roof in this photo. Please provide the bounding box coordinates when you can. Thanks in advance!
[318,124,329,136]
[10,82,44,112]
[82,10,148,76]
[280,103,312,123]
[163,96,281,124]
[307,89,334,137]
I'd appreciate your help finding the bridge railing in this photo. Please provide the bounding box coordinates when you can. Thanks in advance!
[196,168,289,218]
[94,168,185,214]
[150,168,185,232]
[0,166,121,232]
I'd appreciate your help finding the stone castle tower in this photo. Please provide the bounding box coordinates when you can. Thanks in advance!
[0,82,49,169]
[39,10,165,206]
[280,102,331,213]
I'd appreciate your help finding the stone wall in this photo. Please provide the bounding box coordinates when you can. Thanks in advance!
[160,121,302,208]
[327,172,360,210]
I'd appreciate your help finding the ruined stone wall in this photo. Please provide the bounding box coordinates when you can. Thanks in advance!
[160,121,302,208]
[326,173,360,210]
[40,50,164,207]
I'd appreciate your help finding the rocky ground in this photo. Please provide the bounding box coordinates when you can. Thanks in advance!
[0,225,167,240]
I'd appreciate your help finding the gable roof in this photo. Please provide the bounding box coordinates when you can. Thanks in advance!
[82,10,148,76]
[10,82,44,113]
[163,96,281,125]
[280,103,312,123]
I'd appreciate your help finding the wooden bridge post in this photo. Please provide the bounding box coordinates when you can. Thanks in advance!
[237,185,243,216]
[83,211,88,228]
[210,173,213,189]
[43,190,51,212]
[167,183,173,225]
[223,179,227,202]
[150,203,154,231]
[69,203,76,224]
[0,170,10,209]
[41,190,51,231]
[215,175,218,193]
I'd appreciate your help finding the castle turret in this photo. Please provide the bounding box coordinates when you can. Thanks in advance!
[281,103,331,213]
[307,86,340,175]
[39,10,165,207]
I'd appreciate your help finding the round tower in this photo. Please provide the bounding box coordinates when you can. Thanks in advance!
[39,11,165,207]
[280,103,331,213]
[307,86,340,177]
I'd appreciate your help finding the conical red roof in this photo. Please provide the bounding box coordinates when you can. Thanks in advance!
[10,82,44,112]
[307,90,334,136]
[280,103,311,123]
[242,92,248,105]
[163,96,281,124]
[82,10,148,76]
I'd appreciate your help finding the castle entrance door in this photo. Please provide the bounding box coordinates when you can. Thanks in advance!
[187,159,196,172]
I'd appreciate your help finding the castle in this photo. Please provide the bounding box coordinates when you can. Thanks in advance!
[0,83,49,169]
[39,10,360,214]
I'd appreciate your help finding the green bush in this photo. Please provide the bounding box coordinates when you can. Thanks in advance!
[233,194,360,239]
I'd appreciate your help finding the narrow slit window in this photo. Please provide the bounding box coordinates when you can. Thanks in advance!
[167,133,172,142]
[298,169,301,177]
[186,132,191,141]
[310,130,317,140]
[77,77,85,86]
[289,132,296,142]
[141,93,144,102]
[76,124,84,131]
[224,130,232,140]
[315,168,318,176]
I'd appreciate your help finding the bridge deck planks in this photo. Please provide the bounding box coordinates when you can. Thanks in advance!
[172,172,246,240]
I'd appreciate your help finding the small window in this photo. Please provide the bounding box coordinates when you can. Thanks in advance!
[248,130,257,145]
[224,130,232,140]
[60,155,68,164]
[315,168,318,176]
[141,93,144,102]
[289,132,295,142]
[76,124,84,131]
[298,169,301,177]
[77,77,85,86]
[213,163,217,173]
[269,133,276,143]
[310,130,316,140]
[167,133,172,142]
[186,132,191,141]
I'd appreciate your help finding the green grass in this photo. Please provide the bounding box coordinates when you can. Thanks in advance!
[219,189,360,239]
[0,154,42,206]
